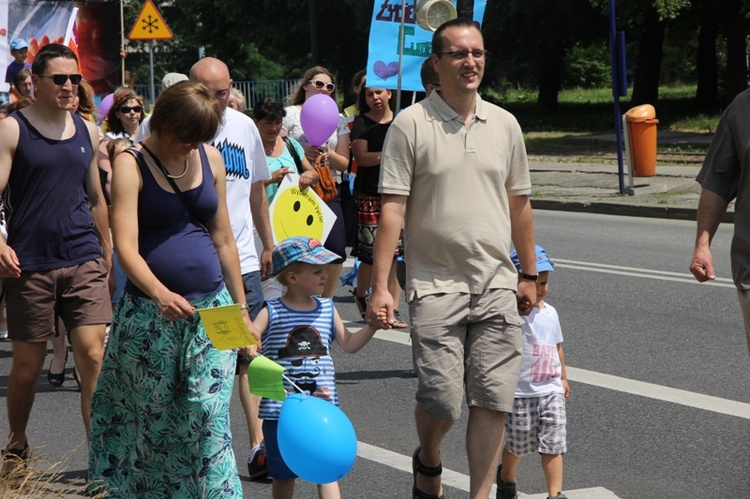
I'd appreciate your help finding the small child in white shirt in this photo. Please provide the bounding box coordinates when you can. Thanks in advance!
[497,245,570,499]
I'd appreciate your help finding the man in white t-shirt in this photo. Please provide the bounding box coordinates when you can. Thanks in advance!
[190,58,273,480]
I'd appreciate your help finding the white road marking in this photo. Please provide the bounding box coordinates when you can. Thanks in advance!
[357,441,620,498]
[340,323,750,420]
[554,258,735,288]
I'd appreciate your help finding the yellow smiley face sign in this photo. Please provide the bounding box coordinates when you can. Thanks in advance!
[269,174,336,244]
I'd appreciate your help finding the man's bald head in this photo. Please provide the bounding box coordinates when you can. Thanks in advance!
[189,57,232,112]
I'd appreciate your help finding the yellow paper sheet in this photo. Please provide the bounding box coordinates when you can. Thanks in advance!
[197,304,258,350]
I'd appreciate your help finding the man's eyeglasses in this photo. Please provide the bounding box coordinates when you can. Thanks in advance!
[37,73,83,85]
[438,50,488,61]
[214,88,231,100]
[119,105,142,114]
[308,79,335,93]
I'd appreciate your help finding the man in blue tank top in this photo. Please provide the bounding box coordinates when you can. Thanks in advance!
[0,44,112,472]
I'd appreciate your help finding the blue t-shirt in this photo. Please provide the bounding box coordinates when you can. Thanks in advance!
[5,60,30,84]
[259,297,339,420]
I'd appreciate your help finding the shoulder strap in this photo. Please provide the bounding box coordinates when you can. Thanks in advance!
[281,136,302,171]
[139,143,208,232]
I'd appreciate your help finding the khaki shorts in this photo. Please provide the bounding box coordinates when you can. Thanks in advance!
[5,257,112,342]
[409,288,523,420]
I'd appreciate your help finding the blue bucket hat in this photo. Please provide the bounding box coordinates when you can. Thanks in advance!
[272,236,339,275]
[510,245,554,273]
[10,38,28,51]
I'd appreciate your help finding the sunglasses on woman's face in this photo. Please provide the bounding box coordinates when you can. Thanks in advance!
[120,105,142,114]
[308,79,335,93]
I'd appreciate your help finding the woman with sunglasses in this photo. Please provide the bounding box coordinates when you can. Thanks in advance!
[104,87,144,144]
[282,66,350,298]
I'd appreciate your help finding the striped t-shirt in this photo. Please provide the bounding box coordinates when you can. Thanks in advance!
[259,296,338,420]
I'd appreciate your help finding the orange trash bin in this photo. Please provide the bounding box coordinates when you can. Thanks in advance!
[625,104,659,178]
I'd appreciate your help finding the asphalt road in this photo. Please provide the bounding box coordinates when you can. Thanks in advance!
[1,210,749,498]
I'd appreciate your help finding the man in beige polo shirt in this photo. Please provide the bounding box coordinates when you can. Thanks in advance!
[366,18,537,499]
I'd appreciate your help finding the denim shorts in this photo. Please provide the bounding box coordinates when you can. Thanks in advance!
[262,419,297,480]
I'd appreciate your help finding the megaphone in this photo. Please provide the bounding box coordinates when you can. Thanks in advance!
[415,0,458,32]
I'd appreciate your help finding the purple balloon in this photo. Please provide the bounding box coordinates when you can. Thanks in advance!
[97,93,114,124]
[300,94,340,147]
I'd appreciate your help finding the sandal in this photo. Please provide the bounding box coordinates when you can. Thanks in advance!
[349,289,367,319]
[47,349,68,387]
[1,442,30,475]
[392,310,409,329]
[72,366,81,392]
[412,446,445,499]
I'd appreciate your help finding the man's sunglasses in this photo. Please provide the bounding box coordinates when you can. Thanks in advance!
[36,73,83,85]
[308,79,335,93]
[119,105,143,114]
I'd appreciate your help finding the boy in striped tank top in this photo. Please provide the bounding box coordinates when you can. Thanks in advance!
[254,236,385,498]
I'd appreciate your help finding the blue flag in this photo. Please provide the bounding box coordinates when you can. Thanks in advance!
[366,0,487,92]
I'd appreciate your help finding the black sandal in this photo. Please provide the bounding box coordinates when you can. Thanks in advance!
[349,289,368,319]
[392,310,409,329]
[47,349,68,387]
[412,446,445,499]
[72,366,81,392]
[1,442,30,474]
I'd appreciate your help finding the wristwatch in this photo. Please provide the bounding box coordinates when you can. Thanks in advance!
[520,273,539,282]
[238,303,248,311]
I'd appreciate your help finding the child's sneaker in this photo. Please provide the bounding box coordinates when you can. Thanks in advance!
[496,465,518,499]
[247,442,268,481]
[548,494,568,499]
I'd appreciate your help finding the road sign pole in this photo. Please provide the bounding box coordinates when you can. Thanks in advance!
[149,39,155,106]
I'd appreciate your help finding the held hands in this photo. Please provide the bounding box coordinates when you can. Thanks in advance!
[690,246,716,282]
[516,279,537,316]
[366,288,395,329]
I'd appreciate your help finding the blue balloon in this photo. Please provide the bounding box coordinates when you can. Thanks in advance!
[277,393,358,484]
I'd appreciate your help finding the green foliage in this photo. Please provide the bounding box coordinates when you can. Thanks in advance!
[563,43,612,88]
[483,84,721,133]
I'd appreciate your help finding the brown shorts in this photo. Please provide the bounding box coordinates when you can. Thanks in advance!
[409,288,523,420]
[5,257,112,342]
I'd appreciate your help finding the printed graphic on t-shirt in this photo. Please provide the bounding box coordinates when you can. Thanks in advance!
[279,325,333,401]
[529,344,560,383]
[213,138,249,179]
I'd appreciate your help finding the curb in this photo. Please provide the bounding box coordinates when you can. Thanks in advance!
[532,199,735,223]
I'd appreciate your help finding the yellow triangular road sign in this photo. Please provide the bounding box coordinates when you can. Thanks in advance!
[128,0,173,41]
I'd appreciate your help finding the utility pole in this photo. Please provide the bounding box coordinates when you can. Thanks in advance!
[457,0,474,19]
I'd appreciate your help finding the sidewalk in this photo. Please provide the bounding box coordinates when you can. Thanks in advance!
[529,131,735,222]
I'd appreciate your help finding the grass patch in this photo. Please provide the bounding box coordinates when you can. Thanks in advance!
[0,442,107,498]
[482,84,719,159]
[483,83,721,133]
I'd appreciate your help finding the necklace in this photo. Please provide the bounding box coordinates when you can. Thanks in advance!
[164,158,189,179]
[141,142,190,179]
